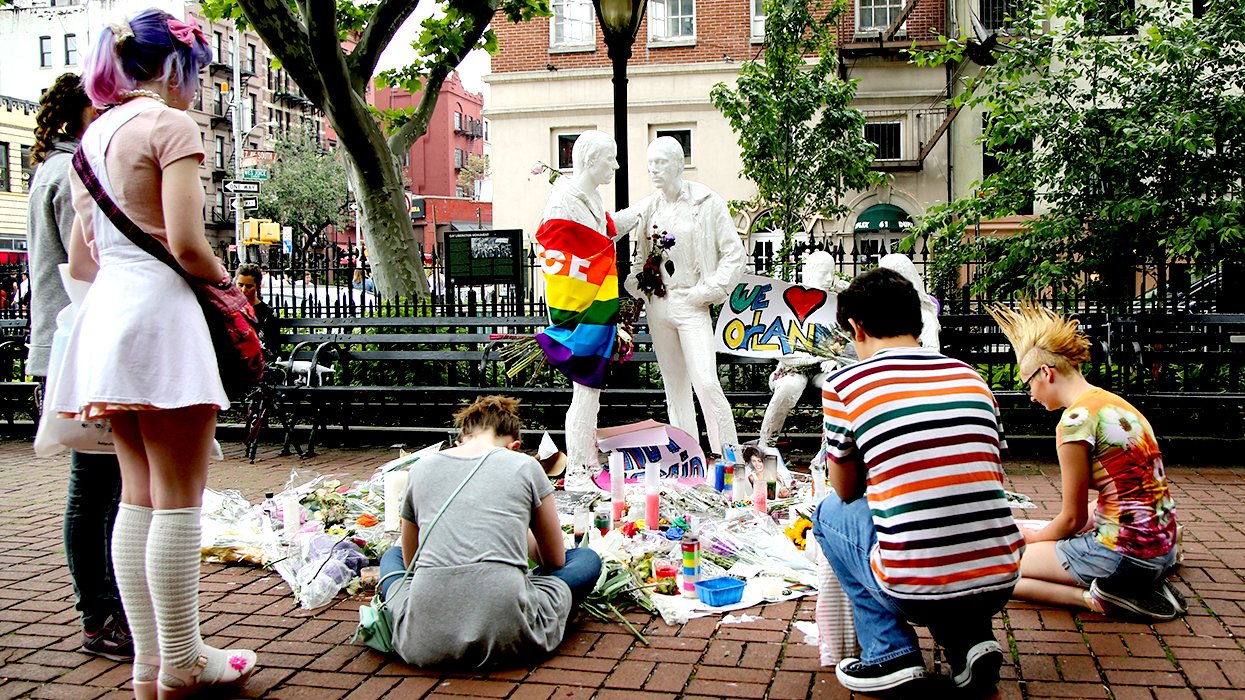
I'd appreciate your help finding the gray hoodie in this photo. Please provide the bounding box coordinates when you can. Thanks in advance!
[25,138,78,377]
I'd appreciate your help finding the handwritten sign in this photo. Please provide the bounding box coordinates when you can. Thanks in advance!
[592,420,707,488]
[714,274,840,358]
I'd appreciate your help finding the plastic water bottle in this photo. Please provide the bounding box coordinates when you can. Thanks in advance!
[260,492,280,531]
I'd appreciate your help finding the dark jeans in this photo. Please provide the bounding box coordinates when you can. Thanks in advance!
[380,547,602,608]
[813,493,1013,666]
[64,450,123,630]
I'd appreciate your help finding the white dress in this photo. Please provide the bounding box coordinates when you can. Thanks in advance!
[48,101,228,417]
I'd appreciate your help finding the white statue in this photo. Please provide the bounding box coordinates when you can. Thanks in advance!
[534,130,622,490]
[878,253,941,351]
[758,252,856,446]
[617,137,747,456]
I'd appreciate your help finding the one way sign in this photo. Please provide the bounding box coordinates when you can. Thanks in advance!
[223,180,261,194]
[230,196,259,210]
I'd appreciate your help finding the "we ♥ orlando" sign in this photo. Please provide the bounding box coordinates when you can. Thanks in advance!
[713,274,840,358]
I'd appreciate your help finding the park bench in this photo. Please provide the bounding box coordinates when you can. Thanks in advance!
[0,318,38,426]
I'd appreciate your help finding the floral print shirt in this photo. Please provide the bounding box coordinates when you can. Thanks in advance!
[1057,388,1177,559]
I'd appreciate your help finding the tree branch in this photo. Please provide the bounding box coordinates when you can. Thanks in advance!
[349,0,421,81]
[235,0,325,106]
[386,1,496,154]
[304,1,384,172]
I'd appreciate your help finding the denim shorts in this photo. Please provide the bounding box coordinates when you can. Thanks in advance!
[1055,531,1175,587]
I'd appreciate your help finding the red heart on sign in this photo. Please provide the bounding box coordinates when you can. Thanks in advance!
[783,286,828,324]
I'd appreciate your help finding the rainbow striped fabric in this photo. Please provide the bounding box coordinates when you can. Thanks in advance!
[535,216,618,388]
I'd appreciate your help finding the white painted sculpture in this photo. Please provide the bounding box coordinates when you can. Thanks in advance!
[878,253,941,351]
[536,130,621,491]
[617,137,747,456]
[758,252,855,446]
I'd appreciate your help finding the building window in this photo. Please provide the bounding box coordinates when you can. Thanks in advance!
[979,0,1020,31]
[654,127,693,166]
[0,142,9,192]
[214,32,223,61]
[401,151,410,167]
[215,136,225,169]
[246,43,256,73]
[555,132,581,170]
[64,34,77,65]
[551,0,595,47]
[19,145,33,192]
[454,148,464,169]
[484,120,490,142]
[214,83,225,116]
[454,112,462,132]
[857,0,903,32]
[39,36,52,67]
[864,121,902,160]
[248,94,257,131]
[649,0,695,41]
[751,0,765,40]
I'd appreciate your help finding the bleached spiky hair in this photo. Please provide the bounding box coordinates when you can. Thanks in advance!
[988,303,1092,374]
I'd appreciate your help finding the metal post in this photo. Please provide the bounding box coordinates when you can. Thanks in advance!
[610,46,632,292]
[231,24,243,266]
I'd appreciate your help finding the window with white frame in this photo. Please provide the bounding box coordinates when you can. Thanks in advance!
[857,0,903,32]
[751,0,765,41]
[555,132,581,170]
[64,34,77,65]
[649,0,695,42]
[247,94,257,131]
[214,136,225,169]
[551,0,595,48]
[0,142,9,192]
[454,148,464,169]
[39,36,52,67]
[454,112,462,131]
[864,121,902,160]
[654,127,693,166]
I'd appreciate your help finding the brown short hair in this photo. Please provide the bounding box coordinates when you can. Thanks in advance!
[452,395,523,440]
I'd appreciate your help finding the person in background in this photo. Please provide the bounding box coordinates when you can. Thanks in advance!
[26,72,132,663]
[235,263,279,360]
[52,9,258,697]
[380,395,602,668]
[814,267,1022,695]
[351,267,376,294]
[990,304,1183,620]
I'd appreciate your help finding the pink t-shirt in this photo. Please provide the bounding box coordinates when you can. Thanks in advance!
[70,100,205,250]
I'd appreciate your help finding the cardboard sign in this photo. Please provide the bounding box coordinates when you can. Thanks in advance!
[592,420,707,488]
[714,274,840,358]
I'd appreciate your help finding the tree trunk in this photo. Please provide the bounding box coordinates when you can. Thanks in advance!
[344,156,427,299]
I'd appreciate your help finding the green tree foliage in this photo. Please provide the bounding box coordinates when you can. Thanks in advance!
[710,0,885,280]
[202,0,549,299]
[254,130,350,251]
[910,0,1245,305]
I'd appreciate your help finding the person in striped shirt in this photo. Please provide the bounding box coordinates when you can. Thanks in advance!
[812,267,1024,695]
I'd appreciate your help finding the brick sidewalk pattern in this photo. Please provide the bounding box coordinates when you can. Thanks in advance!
[0,440,1242,699]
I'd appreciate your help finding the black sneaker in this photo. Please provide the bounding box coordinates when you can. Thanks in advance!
[835,652,926,693]
[1090,579,1178,621]
[81,612,134,662]
[952,640,1004,691]
[1160,579,1188,615]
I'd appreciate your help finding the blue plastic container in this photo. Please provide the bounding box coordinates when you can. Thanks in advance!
[694,576,746,606]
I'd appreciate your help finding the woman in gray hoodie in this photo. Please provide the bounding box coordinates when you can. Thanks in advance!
[26,73,132,661]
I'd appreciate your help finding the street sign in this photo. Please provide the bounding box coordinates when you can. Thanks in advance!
[223,180,261,194]
[242,149,276,164]
[230,196,259,210]
[240,168,270,181]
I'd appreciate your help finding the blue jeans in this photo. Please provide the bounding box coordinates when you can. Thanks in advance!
[379,547,602,608]
[813,494,1013,666]
[64,450,123,630]
[1056,530,1177,588]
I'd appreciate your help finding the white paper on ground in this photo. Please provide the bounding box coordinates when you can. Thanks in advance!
[721,613,763,624]
[793,620,820,645]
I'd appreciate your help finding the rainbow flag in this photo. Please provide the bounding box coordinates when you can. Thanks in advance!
[535,216,618,389]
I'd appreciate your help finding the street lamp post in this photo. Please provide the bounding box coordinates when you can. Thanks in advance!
[591,0,646,284]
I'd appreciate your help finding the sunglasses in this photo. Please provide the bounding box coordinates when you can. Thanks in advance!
[1020,365,1047,393]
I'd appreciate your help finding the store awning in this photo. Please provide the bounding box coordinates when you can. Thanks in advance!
[853,203,914,233]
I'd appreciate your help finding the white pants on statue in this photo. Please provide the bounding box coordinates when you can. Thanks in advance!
[564,382,600,492]
[759,368,829,446]
[646,293,738,455]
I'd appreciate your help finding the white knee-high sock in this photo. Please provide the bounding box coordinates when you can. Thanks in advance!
[147,508,254,687]
[112,504,159,683]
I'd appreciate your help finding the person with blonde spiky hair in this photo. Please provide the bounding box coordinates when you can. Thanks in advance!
[988,303,1184,621]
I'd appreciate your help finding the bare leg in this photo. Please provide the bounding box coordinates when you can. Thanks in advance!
[1012,540,1099,611]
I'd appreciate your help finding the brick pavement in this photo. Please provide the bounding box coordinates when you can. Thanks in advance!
[0,439,1243,699]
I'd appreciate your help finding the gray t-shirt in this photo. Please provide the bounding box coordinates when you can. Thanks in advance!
[390,448,572,668]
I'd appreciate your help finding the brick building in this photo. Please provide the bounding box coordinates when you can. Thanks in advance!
[374,73,487,199]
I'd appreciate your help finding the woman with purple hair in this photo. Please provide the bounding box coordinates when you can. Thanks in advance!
[48,7,257,698]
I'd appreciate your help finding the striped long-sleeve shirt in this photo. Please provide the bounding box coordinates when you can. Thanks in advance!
[822,347,1023,599]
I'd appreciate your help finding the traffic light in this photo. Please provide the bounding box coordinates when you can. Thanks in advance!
[259,221,281,244]
[241,218,261,246]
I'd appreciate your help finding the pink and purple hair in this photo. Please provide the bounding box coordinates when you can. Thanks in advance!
[82,8,213,108]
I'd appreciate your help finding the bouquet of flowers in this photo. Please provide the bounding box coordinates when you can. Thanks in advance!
[635,226,677,299]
